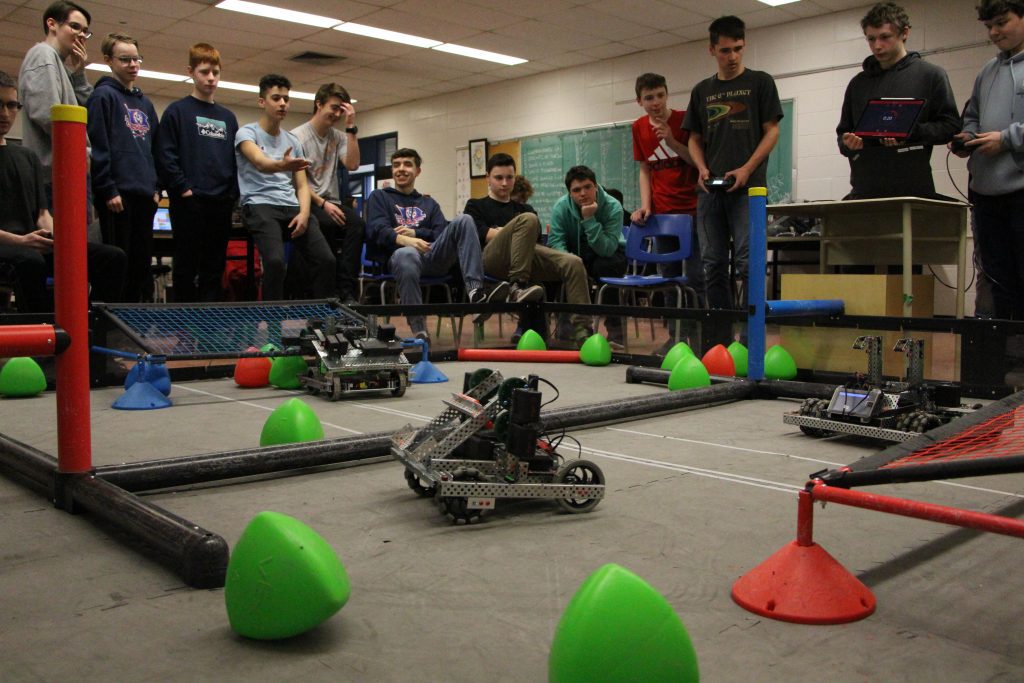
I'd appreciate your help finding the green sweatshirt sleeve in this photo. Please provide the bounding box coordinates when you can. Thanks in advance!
[580,196,624,258]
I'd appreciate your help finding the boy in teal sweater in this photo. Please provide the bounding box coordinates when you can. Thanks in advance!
[548,165,626,346]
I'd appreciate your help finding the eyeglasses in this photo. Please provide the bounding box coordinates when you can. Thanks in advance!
[112,56,143,65]
[64,20,92,39]
[0,101,23,112]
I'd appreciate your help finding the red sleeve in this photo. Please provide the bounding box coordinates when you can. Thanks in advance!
[632,118,644,162]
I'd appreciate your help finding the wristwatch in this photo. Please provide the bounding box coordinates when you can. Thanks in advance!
[345,126,358,135]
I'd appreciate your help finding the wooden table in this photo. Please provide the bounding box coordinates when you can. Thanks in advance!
[767,197,968,317]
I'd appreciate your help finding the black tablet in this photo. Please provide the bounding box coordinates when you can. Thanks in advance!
[854,98,926,139]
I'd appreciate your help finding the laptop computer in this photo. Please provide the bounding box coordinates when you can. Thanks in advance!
[854,98,926,139]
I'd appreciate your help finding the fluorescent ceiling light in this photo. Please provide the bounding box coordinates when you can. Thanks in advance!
[334,22,441,49]
[289,90,316,101]
[217,80,260,93]
[432,43,527,66]
[757,0,800,6]
[215,0,339,28]
[86,63,188,82]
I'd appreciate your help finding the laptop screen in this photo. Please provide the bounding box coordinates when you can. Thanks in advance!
[153,206,172,232]
[854,98,926,139]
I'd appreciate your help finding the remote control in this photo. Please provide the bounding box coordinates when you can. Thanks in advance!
[706,176,735,190]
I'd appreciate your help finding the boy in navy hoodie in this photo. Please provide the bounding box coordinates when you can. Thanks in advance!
[86,32,160,303]
[156,43,238,302]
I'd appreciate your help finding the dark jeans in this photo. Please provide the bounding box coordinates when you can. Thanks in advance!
[242,203,335,301]
[971,188,1024,320]
[96,192,157,303]
[0,239,126,313]
[169,194,234,302]
[308,201,364,300]
[696,189,749,309]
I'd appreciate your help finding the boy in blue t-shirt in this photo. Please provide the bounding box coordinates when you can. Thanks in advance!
[156,43,238,302]
[234,73,334,301]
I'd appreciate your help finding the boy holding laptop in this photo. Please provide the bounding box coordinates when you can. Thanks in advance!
[836,2,960,199]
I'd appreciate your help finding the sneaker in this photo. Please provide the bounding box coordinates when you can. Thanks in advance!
[606,331,625,352]
[510,325,524,345]
[509,282,545,303]
[572,323,594,349]
[470,281,510,324]
[413,330,430,345]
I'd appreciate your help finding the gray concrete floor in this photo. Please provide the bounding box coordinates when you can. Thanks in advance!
[1,361,1023,681]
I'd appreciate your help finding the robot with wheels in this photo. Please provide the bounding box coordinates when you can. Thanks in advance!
[784,336,977,442]
[284,314,410,400]
[391,368,606,524]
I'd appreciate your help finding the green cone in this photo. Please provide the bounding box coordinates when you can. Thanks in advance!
[260,398,324,446]
[269,355,307,389]
[667,355,710,391]
[660,342,694,371]
[727,342,748,377]
[549,563,699,682]
[225,511,351,640]
[516,329,546,351]
[764,344,798,380]
[0,357,47,397]
[580,334,612,366]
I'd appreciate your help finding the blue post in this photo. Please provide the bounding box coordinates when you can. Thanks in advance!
[747,187,768,381]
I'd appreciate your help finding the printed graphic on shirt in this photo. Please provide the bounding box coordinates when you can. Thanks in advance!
[395,206,427,228]
[647,139,685,172]
[707,101,748,124]
[122,105,151,139]
[195,116,227,140]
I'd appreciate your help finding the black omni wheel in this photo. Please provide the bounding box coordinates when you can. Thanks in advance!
[391,372,407,397]
[897,410,944,434]
[554,459,605,514]
[436,467,483,524]
[404,468,436,497]
[798,398,830,437]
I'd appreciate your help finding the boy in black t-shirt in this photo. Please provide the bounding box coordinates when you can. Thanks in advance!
[684,15,783,310]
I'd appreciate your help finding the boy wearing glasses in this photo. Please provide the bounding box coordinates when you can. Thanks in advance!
[0,70,126,312]
[86,32,160,303]
[18,0,93,188]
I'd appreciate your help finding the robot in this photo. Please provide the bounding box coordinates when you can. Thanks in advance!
[391,369,606,524]
[784,336,977,442]
[284,314,410,400]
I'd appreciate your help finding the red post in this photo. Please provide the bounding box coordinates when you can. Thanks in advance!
[457,348,581,363]
[810,481,1024,539]
[796,487,814,546]
[51,104,91,473]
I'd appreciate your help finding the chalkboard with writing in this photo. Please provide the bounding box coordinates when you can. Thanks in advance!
[520,101,793,226]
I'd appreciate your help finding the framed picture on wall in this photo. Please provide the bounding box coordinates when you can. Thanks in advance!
[469,138,488,178]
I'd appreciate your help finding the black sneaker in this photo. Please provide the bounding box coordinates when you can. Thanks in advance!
[471,281,510,324]
[509,282,545,303]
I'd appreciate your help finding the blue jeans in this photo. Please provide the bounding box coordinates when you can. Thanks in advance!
[388,214,483,333]
[696,190,749,310]
[971,188,1024,320]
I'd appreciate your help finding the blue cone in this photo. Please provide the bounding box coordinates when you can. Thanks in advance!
[125,358,171,396]
[410,359,447,383]
[112,381,173,410]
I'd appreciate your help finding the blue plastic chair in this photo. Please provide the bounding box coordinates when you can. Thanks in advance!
[596,214,701,351]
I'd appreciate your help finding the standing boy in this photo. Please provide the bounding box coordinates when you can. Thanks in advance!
[684,15,783,310]
[837,2,960,199]
[86,32,160,303]
[954,0,1024,319]
[19,0,93,189]
[631,72,704,302]
[156,43,239,302]
[234,73,335,301]
[291,82,363,304]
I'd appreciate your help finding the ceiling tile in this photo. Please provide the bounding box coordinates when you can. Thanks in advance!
[492,20,606,52]
[389,0,511,31]
[354,7,484,43]
[590,0,707,31]
[539,7,652,42]
[621,31,686,50]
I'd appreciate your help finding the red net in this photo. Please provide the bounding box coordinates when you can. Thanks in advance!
[882,404,1024,469]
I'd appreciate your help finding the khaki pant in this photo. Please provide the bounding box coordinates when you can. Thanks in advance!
[481,213,591,315]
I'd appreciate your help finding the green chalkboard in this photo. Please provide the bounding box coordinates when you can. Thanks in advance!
[520,99,794,225]
[521,124,640,228]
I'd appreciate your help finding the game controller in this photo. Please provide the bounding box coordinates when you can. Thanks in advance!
[950,134,974,154]
[706,176,735,191]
